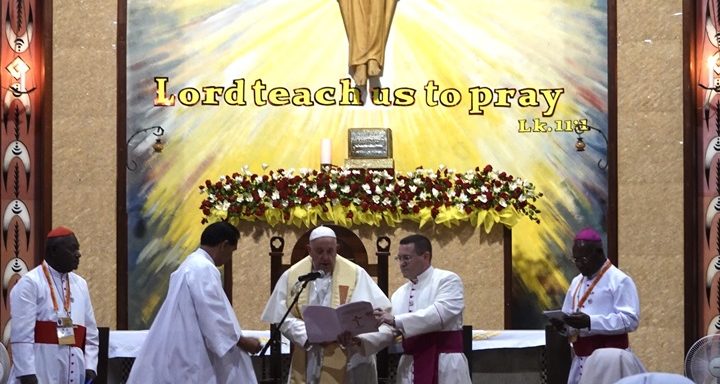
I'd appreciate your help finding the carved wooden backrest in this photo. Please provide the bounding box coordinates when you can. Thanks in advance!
[269,225,389,295]
[264,225,390,383]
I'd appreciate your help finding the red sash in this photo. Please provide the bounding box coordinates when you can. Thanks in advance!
[34,321,87,351]
[402,330,463,384]
[572,333,629,357]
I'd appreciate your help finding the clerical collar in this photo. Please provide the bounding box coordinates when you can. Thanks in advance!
[411,266,434,285]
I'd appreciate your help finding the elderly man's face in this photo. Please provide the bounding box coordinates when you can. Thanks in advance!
[50,235,81,273]
[572,241,604,277]
[308,237,337,274]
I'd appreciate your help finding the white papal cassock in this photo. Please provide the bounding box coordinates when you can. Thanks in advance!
[561,264,640,384]
[261,255,391,384]
[127,249,256,384]
[9,263,99,384]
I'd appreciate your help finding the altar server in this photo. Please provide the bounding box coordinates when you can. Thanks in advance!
[261,225,391,384]
[127,221,260,384]
[364,234,472,384]
[8,226,99,384]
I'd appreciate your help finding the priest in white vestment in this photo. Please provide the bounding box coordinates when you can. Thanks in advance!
[261,225,391,384]
[127,222,261,384]
[552,228,640,384]
[360,234,471,384]
[8,226,99,384]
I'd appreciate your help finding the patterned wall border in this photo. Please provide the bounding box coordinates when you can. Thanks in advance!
[0,0,52,345]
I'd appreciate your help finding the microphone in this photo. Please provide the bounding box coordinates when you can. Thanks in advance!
[298,270,326,282]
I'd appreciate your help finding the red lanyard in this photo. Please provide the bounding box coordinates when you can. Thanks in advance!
[41,262,71,315]
[572,260,611,311]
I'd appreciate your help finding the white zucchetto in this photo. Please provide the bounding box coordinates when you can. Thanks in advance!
[309,225,336,241]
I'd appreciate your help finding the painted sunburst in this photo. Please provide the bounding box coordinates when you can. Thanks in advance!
[126,0,609,327]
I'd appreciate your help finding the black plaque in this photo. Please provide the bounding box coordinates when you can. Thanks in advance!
[347,128,393,159]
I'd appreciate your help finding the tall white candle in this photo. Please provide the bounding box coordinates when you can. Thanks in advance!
[321,139,332,165]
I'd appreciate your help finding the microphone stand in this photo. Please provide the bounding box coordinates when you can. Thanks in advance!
[261,279,312,384]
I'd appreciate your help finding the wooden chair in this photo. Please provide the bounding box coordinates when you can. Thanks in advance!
[463,324,473,374]
[262,225,391,384]
[95,326,110,384]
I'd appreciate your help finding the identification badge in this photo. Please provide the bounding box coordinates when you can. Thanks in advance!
[56,317,75,345]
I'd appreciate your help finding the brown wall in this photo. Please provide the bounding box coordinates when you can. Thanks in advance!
[51,0,685,373]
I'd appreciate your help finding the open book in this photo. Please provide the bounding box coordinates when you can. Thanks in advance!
[302,301,378,344]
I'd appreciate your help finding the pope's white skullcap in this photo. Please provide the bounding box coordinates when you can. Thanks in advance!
[309,225,336,241]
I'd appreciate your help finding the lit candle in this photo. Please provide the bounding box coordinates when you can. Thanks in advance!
[321,139,332,165]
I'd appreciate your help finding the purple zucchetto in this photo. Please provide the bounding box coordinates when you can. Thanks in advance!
[574,228,602,242]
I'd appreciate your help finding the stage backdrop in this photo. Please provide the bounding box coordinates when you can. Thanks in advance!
[123,0,613,329]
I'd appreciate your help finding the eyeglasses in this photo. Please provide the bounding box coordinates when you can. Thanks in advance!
[393,255,416,263]
[571,255,590,263]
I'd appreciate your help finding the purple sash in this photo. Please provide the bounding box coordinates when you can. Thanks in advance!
[402,330,463,384]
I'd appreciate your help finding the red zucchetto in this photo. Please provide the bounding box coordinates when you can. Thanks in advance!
[47,226,75,238]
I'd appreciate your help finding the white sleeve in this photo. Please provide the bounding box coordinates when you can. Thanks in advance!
[589,277,640,334]
[9,276,38,377]
[562,276,579,313]
[350,268,391,309]
[261,272,308,348]
[395,273,464,338]
[189,266,242,357]
[81,279,100,372]
[356,324,395,356]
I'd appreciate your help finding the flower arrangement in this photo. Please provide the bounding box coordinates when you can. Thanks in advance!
[199,165,542,232]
